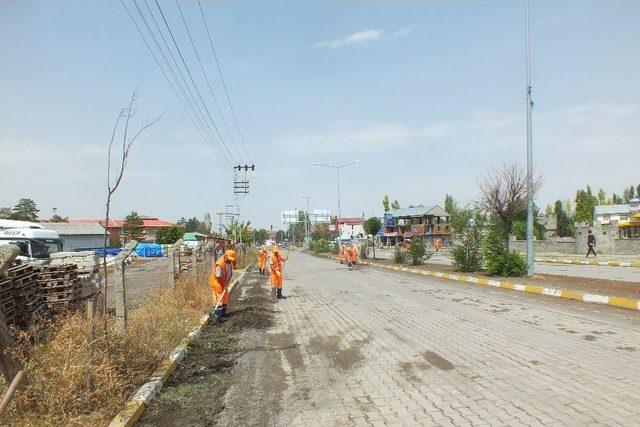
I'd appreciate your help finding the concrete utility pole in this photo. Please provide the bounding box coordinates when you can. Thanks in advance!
[232,164,254,246]
[314,160,359,219]
[525,0,534,276]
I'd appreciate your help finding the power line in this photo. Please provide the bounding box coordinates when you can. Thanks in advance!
[120,0,232,173]
[152,0,238,164]
[174,0,244,163]
[197,0,251,162]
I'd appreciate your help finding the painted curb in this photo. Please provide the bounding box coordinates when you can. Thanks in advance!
[534,257,640,268]
[108,268,250,427]
[317,253,640,312]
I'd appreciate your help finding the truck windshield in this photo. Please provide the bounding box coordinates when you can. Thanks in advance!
[30,239,62,259]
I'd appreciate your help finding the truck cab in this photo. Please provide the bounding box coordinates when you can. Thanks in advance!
[0,219,63,261]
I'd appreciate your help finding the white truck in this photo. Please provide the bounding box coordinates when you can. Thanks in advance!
[0,219,63,261]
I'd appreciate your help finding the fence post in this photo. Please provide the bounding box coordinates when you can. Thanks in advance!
[115,260,127,333]
[86,297,95,405]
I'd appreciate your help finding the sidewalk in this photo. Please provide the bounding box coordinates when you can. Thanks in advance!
[364,257,640,306]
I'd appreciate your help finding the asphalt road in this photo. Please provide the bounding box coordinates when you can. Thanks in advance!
[376,251,640,283]
[221,251,640,426]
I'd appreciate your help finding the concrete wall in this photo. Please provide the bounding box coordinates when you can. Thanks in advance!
[60,235,105,252]
[509,237,576,254]
[575,223,640,254]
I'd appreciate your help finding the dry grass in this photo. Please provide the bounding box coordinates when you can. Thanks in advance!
[1,271,213,426]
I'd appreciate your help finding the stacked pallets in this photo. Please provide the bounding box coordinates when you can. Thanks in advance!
[38,264,82,313]
[1,262,44,326]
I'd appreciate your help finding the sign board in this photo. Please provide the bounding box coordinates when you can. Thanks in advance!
[309,209,331,223]
[282,210,299,225]
[384,213,394,227]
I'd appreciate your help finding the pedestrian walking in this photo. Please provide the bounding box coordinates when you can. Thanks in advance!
[586,230,597,258]
[209,249,236,323]
[434,238,442,253]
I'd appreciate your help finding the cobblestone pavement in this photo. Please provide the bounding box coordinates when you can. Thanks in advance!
[255,251,640,426]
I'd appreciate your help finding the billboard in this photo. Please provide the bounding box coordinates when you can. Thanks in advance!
[282,210,299,224]
[309,209,331,223]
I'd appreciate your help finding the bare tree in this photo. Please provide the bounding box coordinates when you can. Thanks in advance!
[102,89,161,324]
[477,162,542,245]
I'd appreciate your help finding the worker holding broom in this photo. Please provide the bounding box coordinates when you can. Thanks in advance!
[347,244,358,267]
[257,245,268,275]
[269,245,288,299]
[209,249,236,323]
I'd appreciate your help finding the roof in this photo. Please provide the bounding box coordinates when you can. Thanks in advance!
[390,205,449,218]
[69,218,173,228]
[337,217,364,225]
[183,232,207,241]
[45,223,106,236]
[594,205,630,216]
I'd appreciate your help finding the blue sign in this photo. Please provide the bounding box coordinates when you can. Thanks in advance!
[384,213,394,227]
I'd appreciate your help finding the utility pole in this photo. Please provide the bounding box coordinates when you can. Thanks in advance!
[525,0,534,276]
[300,195,315,247]
[215,211,225,236]
[233,164,255,246]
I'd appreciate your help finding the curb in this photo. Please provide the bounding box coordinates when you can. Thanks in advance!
[535,257,640,268]
[108,267,250,427]
[315,253,640,312]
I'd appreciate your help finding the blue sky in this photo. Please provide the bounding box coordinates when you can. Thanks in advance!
[1,1,639,229]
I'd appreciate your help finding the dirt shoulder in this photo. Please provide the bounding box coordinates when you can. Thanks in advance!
[368,257,640,300]
[138,268,276,426]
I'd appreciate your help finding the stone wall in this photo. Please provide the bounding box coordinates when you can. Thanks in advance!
[508,237,576,254]
[575,222,640,254]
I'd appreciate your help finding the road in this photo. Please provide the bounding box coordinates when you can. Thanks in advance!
[220,251,640,426]
[376,250,640,282]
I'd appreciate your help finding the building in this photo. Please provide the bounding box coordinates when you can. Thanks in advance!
[594,204,632,225]
[382,206,450,247]
[182,232,208,248]
[69,215,173,243]
[44,223,107,252]
[336,217,365,241]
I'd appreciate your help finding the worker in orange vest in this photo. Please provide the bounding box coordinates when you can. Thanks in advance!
[269,245,288,299]
[347,244,357,267]
[257,246,268,275]
[338,244,345,264]
[209,249,236,323]
[434,238,443,253]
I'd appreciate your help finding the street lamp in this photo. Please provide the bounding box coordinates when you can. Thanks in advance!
[314,160,359,220]
[300,195,316,246]
[524,0,534,276]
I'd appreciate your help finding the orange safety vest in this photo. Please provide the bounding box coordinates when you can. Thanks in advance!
[348,247,356,262]
[209,256,231,289]
[269,252,283,274]
[258,250,267,266]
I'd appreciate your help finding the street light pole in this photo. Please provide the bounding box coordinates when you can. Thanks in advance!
[525,0,534,276]
[314,160,359,221]
[300,195,315,246]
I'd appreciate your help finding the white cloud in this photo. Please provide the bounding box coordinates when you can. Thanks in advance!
[393,26,412,38]
[564,103,640,126]
[315,29,383,49]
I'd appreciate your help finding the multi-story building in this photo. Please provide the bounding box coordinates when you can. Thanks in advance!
[382,206,450,247]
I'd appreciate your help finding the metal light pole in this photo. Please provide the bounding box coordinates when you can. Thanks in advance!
[525,0,534,276]
[314,160,359,219]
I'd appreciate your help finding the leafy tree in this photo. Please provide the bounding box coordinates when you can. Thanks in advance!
[597,188,606,205]
[0,207,12,219]
[225,219,252,243]
[254,229,268,245]
[156,225,184,244]
[451,208,486,272]
[545,204,554,215]
[363,217,382,237]
[382,195,390,212]
[444,194,459,218]
[391,199,401,210]
[554,200,574,237]
[612,193,624,204]
[311,222,336,242]
[624,185,636,202]
[637,184,640,200]
[574,187,598,223]
[123,211,144,242]
[482,226,527,277]
[511,220,526,240]
[50,215,69,223]
[275,230,286,243]
[11,198,39,222]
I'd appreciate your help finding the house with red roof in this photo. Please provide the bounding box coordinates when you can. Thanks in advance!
[69,215,173,243]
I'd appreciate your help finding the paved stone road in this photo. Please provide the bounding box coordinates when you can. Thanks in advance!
[227,251,640,426]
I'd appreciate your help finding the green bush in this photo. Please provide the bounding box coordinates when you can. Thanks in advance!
[482,227,527,277]
[310,238,332,253]
[359,243,368,260]
[451,208,485,272]
[452,244,482,272]
[394,247,406,264]
[408,239,430,265]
